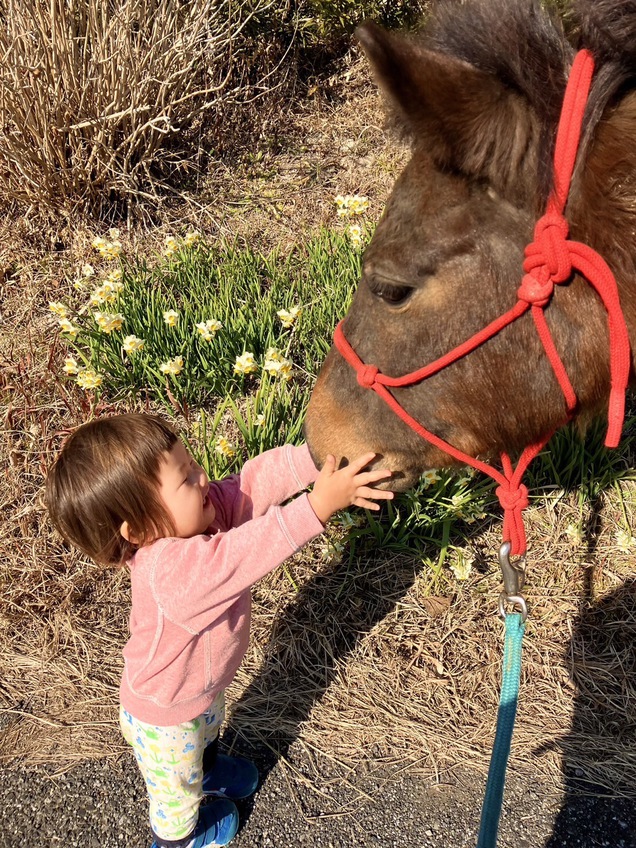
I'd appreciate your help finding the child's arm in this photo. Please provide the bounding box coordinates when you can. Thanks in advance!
[151,452,393,634]
[209,443,319,530]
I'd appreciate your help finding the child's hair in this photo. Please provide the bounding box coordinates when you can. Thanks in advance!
[45,413,179,565]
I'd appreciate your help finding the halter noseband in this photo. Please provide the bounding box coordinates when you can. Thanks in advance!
[334,50,631,556]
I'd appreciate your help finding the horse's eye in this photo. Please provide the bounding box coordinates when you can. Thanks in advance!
[371,285,413,305]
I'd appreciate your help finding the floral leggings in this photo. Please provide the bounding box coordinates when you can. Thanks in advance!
[119,691,225,844]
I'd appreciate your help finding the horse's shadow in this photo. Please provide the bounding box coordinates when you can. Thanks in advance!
[542,575,636,847]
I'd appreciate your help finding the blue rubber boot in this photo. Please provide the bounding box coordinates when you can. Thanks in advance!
[151,798,239,848]
[202,753,259,800]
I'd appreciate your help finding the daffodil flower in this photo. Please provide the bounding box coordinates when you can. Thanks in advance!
[49,302,68,319]
[255,413,265,427]
[123,335,145,353]
[58,318,79,339]
[615,528,635,553]
[276,306,302,328]
[348,223,363,248]
[163,310,179,327]
[63,357,79,375]
[163,236,179,258]
[450,552,474,581]
[76,367,103,389]
[184,231,202,247]
[159,356,184,376]
[215,437,236,458]
[82,264,95,277]
[233,352,258,375]
[195,319,223,341]
[422,469,441,488]
[94,312,124,333]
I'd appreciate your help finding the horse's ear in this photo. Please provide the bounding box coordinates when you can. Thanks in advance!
[356,21,537,198]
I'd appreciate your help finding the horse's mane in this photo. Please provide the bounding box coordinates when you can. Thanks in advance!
[421,0,636,203]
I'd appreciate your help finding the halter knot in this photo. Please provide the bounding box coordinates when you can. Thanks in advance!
[495,483,529,513]
[357,364,379,389]
[520,211,572,304]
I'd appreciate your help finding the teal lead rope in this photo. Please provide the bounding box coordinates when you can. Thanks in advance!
[476,612,526,848]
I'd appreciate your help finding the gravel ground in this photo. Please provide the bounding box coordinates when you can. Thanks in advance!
[3,741,635,848]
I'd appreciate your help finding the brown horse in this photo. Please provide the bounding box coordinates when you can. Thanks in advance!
[305,0,636,490]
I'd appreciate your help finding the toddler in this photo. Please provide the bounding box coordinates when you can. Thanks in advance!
[45,413,393,848]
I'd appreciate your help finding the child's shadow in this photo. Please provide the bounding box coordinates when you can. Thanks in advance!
[221,544,424,815]
[543,576,636,846]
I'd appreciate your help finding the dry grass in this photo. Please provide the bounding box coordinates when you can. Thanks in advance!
[1,53,636,806]
[0,0,294,217]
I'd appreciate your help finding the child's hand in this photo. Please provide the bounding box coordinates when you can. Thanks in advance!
[308,452,394,524]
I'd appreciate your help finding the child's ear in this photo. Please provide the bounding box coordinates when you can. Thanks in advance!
[120,520,139,545]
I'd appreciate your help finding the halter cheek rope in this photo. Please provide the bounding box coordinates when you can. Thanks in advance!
[332,50,631,848]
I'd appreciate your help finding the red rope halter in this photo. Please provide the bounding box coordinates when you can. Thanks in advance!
[334,50,631,556]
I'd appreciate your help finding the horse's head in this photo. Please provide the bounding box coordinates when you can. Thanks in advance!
[306,0,636,489]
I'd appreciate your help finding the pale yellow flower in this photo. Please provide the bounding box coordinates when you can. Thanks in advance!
[58,318,79,339]
[63,357,79,375]
[615,528,635,553]
[49,301,68,319]
[255,413,266,428]
[263,350,292,381]
[108,228,120,240]
[449,551,474,581]
[92,235,122,259]
[163,309,179,327]
[184,231,202,247]
[348,194,369,215]
[159,355,184,376]
[422,469,441,488]
[233,352,258,375]
[123,335,145,353]
[349,223,363,248]
[82,264,95,277]
[105,268,123,283]
[195,319,223,341]
[94,312,124,333]
[91,236,107,251]
[276,306,302,328]
[163,235,179,258]
[215,437,236,458]
[76,367,103,390]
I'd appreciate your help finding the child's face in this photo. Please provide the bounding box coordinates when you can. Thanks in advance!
[156,440,216,538]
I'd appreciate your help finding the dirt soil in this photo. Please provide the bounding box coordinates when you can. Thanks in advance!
[2,48,636,848]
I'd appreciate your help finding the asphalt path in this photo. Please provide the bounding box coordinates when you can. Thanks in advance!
[2,739,635,848]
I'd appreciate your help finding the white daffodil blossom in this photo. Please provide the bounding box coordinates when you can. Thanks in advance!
[49,301,68,319]
[82,264,95,277]
[233,352,258,375]
[195,319,223,341]
[163,309,179,327]
[215,437,236,458]
[263,355,292,381]
[255,413,266,427]
[63,357,79,375]
[277,306,302,328]
[58,318,79,340]
[76,367,103,389]
[159,355,184,376]
[615,528,636,553]
[348,223,363,249]
[184,231,202,247]
[163,235,179,257]
[94,312,124,333]
[123,335,145,353]
[422,469,441,488]
[449,551,474,581]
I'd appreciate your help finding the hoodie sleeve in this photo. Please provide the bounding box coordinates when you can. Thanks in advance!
[149,492,324,634]
[208,443,319,531]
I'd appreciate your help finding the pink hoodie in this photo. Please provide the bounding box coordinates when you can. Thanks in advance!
[119,443,322,726]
